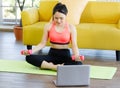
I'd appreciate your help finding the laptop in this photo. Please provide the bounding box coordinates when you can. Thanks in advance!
[53,65,90,87]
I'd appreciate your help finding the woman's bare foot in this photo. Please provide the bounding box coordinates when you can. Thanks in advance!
[41,61,64,71]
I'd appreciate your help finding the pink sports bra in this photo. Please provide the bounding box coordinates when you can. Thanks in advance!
[49,22,71,44]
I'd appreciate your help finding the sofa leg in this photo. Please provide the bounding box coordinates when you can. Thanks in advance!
[27,45,32,50]
[116,51,120,61]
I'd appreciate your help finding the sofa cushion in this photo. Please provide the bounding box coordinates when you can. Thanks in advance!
[21,8,40,26]
[23,22,47,45]
[60,0,88,25]
[118,19,120,29]
[39,0,58,21]
[76,23,120,50]
[81,2,120,23]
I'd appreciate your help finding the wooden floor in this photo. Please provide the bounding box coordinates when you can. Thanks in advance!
[0,31,120,88]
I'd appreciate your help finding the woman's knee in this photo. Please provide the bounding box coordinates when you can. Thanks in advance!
[25,55,43,67]
[26,56,31,63]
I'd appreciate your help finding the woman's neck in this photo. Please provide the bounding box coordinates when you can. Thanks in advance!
[53,21,66,27]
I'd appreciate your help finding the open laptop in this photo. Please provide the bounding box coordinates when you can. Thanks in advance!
[53,65,90,87]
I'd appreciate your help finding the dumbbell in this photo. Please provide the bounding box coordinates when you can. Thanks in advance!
[21,50,32,55]
[71,55,84,61]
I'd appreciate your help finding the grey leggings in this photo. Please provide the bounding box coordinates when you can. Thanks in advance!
[26,48,82,67]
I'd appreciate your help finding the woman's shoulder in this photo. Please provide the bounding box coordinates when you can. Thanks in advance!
[68,23,76,32]
[68,24,75,28]
[44,22,53,31]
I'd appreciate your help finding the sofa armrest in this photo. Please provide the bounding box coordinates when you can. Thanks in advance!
[21,8,40,26]
[118,19,120,29]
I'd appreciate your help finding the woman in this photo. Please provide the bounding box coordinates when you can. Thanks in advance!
[22,3,82,70]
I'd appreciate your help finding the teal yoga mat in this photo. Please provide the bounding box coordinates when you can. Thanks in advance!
[0,59,117,79]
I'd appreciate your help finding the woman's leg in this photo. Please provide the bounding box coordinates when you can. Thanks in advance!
[26,48,82,70]
[26,55,62,70]
[64,61,83,65]
[49,48,83,65]
[26,55,43,67]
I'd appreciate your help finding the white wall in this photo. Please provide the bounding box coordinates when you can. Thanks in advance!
[0,0,2,24]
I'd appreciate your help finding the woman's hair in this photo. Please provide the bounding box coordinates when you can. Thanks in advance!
[53,2,68,15]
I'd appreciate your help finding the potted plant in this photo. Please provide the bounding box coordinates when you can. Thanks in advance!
[14,0,25,41]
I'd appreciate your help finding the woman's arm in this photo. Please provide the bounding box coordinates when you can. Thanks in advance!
[69,24,80,61]
[32,23,50,54]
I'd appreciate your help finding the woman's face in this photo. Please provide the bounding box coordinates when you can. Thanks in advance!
[53,11,66,26]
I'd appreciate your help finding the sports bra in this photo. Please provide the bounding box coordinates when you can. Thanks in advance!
[49,22,71,45]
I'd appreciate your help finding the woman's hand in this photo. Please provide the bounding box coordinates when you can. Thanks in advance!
[75,56,81,61]
[21,50,32,55]
[72,55,84,61]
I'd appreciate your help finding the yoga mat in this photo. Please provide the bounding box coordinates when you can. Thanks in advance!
[0,59,117,79]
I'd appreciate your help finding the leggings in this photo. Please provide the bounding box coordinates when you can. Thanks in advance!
[26,48,82,67]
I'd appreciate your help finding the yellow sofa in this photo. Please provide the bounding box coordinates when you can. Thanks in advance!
[21,1,120,61]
